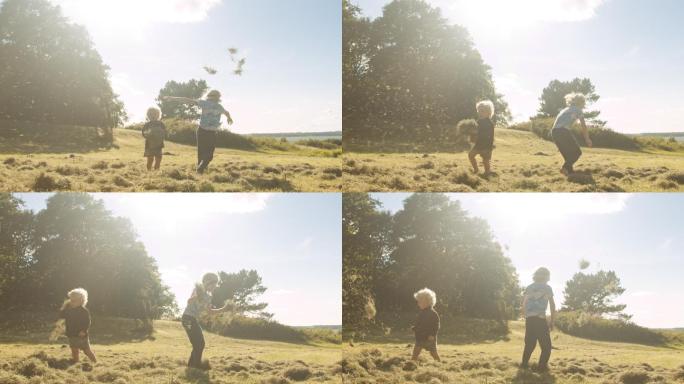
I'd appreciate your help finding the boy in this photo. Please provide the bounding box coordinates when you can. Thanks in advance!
[468,100,495,175]
[162,90,233,173]
[59,288,97,363]
[142,107,166,171]
[551,93,593,175]
[411,288,441,362]
[521,268,556,372]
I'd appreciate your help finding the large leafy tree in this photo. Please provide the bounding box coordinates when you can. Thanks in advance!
[562,269,628,319]
[537,78,604,125]
[212,270,271,319]
[156,79,209,120]
[0,0,126,128]
[0,194,34,302]
[342,193,392,336]
[343,0,510,142]
[26,193,176,321]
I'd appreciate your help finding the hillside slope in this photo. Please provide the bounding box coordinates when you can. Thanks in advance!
[343,128,684,192]
[0,317,342,383]
[0,129,342,192]
[342,321,684,384]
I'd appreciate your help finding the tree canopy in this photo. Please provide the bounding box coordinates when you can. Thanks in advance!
[156,79,209,120]
[562,268,629,319]
[212,269,272,319]
[537,78,604,125]
[0,0,126,127]
[343,0,510,142]
[0,193,177,322]
[342,193,521,337]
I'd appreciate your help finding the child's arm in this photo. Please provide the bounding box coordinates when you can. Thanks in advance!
[579,116,592,147]
[520,295,528,319]
[427,313,439,341]
[548,296,557,330]
[58,300,69,317]
[78,309,90,337]
[162,96,198,105]
[224,111,233,126]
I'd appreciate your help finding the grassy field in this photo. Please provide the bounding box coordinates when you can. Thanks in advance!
[0,128,342,192]
[343,129,684,192]
[0,316,342,384]
[342,321,684,384]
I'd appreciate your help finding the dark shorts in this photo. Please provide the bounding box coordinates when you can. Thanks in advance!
[144,141,164,157]
[68,335,91,350]
[469,147,493,161]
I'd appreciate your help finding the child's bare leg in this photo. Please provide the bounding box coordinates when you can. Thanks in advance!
[154,155,162,170]
[468,151,479,173]
[429,349,441,362]
[483,158,491,174]
[83,348,97,363]
[412,345,423,361]
[146,157,154,171]
[70,347,80,362]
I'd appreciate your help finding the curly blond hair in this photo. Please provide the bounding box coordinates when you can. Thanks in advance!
[414,288,436,307]
[565,93,586,108]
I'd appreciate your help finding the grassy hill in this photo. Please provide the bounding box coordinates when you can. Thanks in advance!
[343,128,684,192]
[0,120,342,192]
[342,321,684,384]
[0,315,342,384]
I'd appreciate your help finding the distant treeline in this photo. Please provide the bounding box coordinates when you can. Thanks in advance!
[0,193,176,323]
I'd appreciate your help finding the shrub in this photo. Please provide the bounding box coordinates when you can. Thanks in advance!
[125,118,256,151]
[510,118,640,151]
[202,315,306,343]
[555,311,666,345]
[298,138,342,150]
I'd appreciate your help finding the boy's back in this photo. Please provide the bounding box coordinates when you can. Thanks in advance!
[414,307,440,341]
[60,306,91,337]
[475,118,494,149]
[524,282,553,318]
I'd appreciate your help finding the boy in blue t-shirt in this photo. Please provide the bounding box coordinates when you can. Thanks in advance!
[162,90,233,173]
[521,267,556,372]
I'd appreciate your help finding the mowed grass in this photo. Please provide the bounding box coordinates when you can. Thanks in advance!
[342,321,684,384]
[343,129,684,192]
[0,129,342,192]
[0,318,342,384]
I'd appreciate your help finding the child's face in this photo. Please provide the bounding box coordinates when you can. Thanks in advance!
[69,295,82,307]
[477,108,491,119]
[417,298,429,310]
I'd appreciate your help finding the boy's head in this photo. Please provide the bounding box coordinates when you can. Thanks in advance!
[565,93,586,109]
[68,288,88,307]
[414,288,436,310]
[533,267,551,284]
[206,90,222,102]
[202,272,219,292]
[476,100,495,119]
[147,107,161,121]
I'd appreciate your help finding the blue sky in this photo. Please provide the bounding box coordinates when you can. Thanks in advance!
[46,0,341,133]
[352,0,684,134]
[16,193,342,326]
[372,193,684,329]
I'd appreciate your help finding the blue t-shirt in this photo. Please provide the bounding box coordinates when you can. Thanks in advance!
[524,282,553,318]
[197,99,227,130]
[553,105,583,130]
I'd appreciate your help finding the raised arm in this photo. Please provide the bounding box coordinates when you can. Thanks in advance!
[162,96,198,105]
[223,108,233,126]
[579,116,592,147]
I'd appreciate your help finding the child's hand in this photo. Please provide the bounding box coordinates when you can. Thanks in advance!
[547,318,554,331]
[60,299,70,310]
[427,336,435,341]
[79,331,86,337]
[227,116,234,125]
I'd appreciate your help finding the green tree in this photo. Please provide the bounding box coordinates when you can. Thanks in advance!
[27,193,176,323]
[343,0,510,142]
[212,270,271,319]
[377,194,520,320]
[537,78,604,125]
[562,270,628,319]
[156,79,209,120]
[342,193,392,337]
[0,194,34,304]
[0,0,126,129]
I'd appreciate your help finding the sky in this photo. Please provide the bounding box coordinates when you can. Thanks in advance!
[372,193,684,329]
[46,0,342,133]
[352,0,684,134]
[16,193,342,327]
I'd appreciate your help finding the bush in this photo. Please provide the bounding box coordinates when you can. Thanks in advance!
[555,311,665,345]
[0,119,113,150]
[510,118,640,151]
[298,138,342,150]
[125,118,256,151]
[202,315,340,344]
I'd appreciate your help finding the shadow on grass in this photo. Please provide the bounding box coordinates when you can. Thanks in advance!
[0,121,113,154]
[511,368,557,384]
